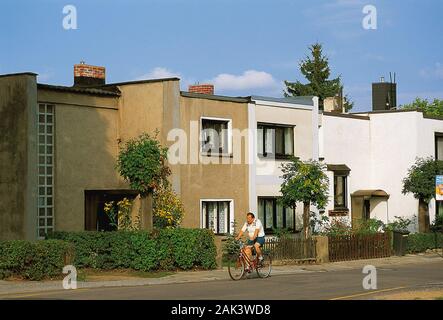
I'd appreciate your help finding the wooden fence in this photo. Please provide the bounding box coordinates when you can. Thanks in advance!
[263,237,317,261]
[328,233,391,262]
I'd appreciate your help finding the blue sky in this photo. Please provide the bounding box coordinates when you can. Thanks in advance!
[1,0,443,112]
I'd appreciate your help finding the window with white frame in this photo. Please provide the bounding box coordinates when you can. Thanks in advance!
[202,200,231,234]
[201,118,231,155]
[257,123,294,159]
[38,103,55,238]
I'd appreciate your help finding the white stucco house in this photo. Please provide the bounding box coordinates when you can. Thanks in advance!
[320,109,443,232]
[247,96,319,234]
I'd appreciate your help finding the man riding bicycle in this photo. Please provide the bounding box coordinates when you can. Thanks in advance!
[235,212,265,265]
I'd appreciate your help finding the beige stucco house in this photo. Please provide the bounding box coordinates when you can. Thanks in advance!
[0,63,317,240]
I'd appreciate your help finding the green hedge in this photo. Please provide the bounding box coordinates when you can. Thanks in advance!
[407,233,443,253]
[0,240,74,280]
[47,228,217,271]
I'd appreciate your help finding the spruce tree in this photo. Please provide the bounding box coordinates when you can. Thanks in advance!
[284,43,353,111]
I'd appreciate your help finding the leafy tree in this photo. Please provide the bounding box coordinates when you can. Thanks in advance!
[280,158,330,239]
[284,43,353,111]
[402,157,443,232]
[116,132,171,230]
[117,131,171,195]
[401,97,443,117]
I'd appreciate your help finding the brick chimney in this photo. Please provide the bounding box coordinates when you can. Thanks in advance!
[188,84,214,95]
[74,61,106,87]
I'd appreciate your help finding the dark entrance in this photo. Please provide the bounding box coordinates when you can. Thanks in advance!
[84,190,138,231]
[363,199,371,221]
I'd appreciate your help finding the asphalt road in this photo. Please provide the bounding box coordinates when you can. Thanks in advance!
[4,260,443,300]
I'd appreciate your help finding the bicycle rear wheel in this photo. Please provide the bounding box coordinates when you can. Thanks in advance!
[228,255,245,281]
[256,253,272,278]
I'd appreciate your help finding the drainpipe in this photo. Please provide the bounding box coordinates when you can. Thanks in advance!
[311,96,320,222]
[312,96,319,161]
[386,198,389,224]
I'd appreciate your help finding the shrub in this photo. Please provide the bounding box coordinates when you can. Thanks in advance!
[354,218,384,235]
[407,232,443,253]
[47,228,217,271]
[431,214,443,232]
[222,233,240,257]
[384,216,413,233]
[0,240,74,280]
[272,227,293,239]
[153,185,185,229]
[320,218,353,236]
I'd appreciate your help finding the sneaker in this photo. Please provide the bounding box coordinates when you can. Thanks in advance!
[258,257,264,267]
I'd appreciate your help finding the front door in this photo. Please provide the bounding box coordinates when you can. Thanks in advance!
[363,199,371,220]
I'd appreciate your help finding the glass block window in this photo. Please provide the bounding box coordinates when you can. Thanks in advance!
[37,103,55,238]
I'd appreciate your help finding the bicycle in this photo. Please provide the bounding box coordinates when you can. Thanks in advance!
[227,240,272,281]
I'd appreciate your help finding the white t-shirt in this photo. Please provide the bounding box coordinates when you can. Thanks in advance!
[241,218,265,238]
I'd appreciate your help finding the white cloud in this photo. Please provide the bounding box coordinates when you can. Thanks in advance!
[37,71,54,83]
[136,67,181,80]
[419,63,443,80]
[209,70,279,91]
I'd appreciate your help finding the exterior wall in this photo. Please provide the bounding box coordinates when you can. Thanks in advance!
[117,82,166,144]
[368,112,420,227]
[38,89,125,231]
[0,74,38,240]
[251,101,315,227]
[116,80,182,192]
[323,110,443,231]
[178,96,249,231]
[321,114,371,223]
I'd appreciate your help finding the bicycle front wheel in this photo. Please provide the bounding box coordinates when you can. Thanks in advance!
[256,253,272,278]
[228,255,245,281]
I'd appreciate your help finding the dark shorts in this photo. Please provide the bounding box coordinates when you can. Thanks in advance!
[247,236,265,247]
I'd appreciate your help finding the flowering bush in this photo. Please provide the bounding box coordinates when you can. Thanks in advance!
[104,198,140,231]
[153,186,184,228]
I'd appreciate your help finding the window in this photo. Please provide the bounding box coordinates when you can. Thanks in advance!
[257,197,295,232]
[334,175,347,210]
[201,118,231,155]
[37,103,55,238]
[435,133,443,160]
[257,124,294,159]
[202,201,231,234]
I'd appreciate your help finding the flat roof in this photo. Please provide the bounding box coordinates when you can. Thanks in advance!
[351,109,420,115]
[352,108,443,121]
[37,83,121,97]
[251,95,314,106]
[180,91,250,103]
[98,77,180,88]
[322,111,370,120]
[0,72,38,79]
